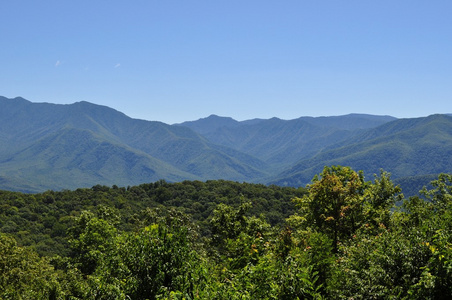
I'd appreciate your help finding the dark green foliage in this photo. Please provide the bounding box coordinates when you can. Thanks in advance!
[328,172,452,299]
[67,211,119,275]
[0,233,60,299]
[0,180,305,257]
[330,228,429,299]
[121,224,197,299]
[0,170,452,298]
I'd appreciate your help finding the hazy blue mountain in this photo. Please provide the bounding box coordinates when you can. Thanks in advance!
[271,114,452,186]
[0,127,199,192]
[1,96,450,194]
[176,114,240,135]
[180,113,395,136]
[393,174,438,198]
[181,114,396,166]
[0,97,269,191]
[298,114,396,130]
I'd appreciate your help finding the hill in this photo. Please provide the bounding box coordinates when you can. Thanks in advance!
[180,114,396,167]
[0,97,269,192]
[175,114,241,135]
[271,114,452,186]
[1,95,451,193]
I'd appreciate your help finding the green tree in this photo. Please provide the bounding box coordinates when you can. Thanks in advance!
[67,211,118,275]
[421,173,452,211]
[0,233,60,299]
[329,173,452,299]
[209,201,271,267]
[294,166,365,253]
[121,222,199,299]
[362,169,403,231]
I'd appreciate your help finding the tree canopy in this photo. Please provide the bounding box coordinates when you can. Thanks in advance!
[1,170,452,299]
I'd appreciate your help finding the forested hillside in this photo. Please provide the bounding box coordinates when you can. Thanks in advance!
[271,114,452,186]
[0,97,269,192]
[0,180,305,256]
[1,169,452,299]
[1,96,452,194]
[179,114,395,166]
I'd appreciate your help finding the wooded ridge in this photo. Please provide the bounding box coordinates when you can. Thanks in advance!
[1,96,451,192]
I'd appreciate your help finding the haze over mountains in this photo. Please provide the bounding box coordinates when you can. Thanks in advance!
[1,96,451,193]
[178,114,396,167]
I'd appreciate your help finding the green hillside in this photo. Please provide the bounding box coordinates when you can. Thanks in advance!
[0,97,269,192]
[1,95,451,194]
[393,174,438,197]
[272,115,452,186]
[0,128,199,192]
[182,114,395,166]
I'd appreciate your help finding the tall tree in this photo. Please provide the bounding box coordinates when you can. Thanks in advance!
[294,165,365,253]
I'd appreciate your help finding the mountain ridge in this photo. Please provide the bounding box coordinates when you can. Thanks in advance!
[271,114,452,186]
[0,96,269,191]
[181,113,397,166]
[1,96,451,192]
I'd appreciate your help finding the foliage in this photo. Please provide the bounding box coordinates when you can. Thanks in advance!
[0,170,452,298]
[293,166,366,253]
[0,180,305,257]
[0,233,60,299]
[121,223,198,299]
[362,169,403,230]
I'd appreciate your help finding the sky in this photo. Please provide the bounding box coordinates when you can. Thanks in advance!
[1,1,451,124]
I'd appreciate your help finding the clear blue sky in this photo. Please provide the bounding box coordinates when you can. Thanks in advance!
[1,1,451,124]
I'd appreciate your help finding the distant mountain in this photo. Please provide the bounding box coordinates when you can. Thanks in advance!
[393,174,438,198]
[0,97,269,192]
[0,127,200,192]
[1,95,450,193]
[182,114,396,166]
[271,114,452,186]
[176,114,241,135]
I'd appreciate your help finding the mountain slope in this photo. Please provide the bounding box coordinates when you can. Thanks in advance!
[0,127,199,191]
[272,115,452,186]
[181,114,396,166]
[175,114,241,135]
[0,97,269,191]
[2,96,450,193]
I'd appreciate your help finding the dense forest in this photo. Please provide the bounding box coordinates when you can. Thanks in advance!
[1,167,452,299]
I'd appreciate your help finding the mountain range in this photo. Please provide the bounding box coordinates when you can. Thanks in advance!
[1,96,451,193]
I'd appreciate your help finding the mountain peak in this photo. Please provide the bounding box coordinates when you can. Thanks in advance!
[176,115,239,135]
[0,96,31,105]
[0,96,270,192]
